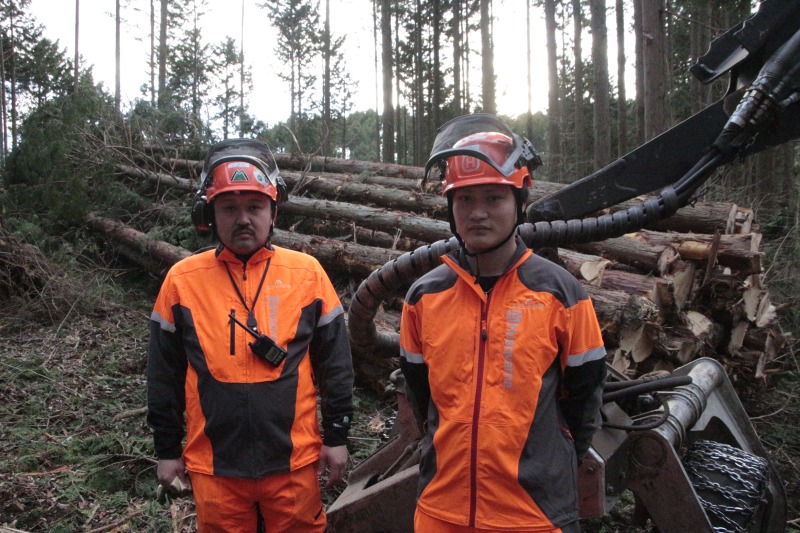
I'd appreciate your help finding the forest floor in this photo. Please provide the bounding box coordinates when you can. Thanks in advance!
[0,253,798,532]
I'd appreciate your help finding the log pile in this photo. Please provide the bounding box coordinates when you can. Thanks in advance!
[98,151,785,392]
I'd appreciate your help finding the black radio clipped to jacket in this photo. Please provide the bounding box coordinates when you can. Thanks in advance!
[229,311,287,367]
[249,334,288,367]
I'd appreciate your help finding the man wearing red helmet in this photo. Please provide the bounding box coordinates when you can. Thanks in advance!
[147,139,354,532]
[400,114,606,533]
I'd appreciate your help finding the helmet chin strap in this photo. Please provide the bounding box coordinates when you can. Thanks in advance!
[449,193,523,281]
[458,225,518,281]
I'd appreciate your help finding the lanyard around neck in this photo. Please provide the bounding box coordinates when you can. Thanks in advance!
[224,258,271,332]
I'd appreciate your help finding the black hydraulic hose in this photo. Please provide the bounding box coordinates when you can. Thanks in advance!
[348,237,460,357]
[604,372,690,391]
[347,30,800,357]
[516,185,683,248]
[602,375,693,403]
[602,401,671,431]
[713,28,800,156]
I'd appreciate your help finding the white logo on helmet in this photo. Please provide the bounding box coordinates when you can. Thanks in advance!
[457,154,483,175]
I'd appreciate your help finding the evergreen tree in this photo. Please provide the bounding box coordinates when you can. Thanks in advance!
[260,0,321,139]
[211,37,245,140]
[164,0,211,143]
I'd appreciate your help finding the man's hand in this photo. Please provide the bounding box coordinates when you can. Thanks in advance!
[318,445,349,488]
[156,458,192,496]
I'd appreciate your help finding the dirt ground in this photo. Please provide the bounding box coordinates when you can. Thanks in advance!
[0,246,797,531]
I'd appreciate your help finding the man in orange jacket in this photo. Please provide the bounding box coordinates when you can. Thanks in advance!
[147,139,354,532]
[400,114,607,533]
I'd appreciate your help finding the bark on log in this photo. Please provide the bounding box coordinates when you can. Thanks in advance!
[281,196,451,243]
[155,155,426,191]
[127,160,755,238]
[88,213,403,280]
[113,153,786,386]
[301,220,424,251]
[635,229,763,276]
[272,229,403,277]
[86,214,191,276]
[571,235,680,275]
[281,171,448,217]
[116,164,195,190]
[613,199,756,235]
[153,152,426,180]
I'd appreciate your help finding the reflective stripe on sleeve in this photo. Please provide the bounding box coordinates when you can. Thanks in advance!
[150,310,176,333]
[566,345,606,367]
[400,346,424,364]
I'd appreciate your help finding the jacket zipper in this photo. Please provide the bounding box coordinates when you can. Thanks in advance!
[469,292,491,526]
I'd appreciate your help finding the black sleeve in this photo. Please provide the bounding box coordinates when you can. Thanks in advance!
[399,357,430,434]
[146,312,188,460]
[309,310,354,447]
[560,358,606,461]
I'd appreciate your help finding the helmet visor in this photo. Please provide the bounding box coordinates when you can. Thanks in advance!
[198,139,281,201]
[425,114,527,180]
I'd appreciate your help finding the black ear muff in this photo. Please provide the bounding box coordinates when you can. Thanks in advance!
[191,195,214,233]
[275,176,288,203]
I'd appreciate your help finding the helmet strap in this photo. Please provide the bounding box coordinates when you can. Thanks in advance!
[447,191,520,281]
[461,225,518,282]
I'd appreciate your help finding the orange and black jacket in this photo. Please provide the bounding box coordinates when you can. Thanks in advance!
[399,238,606,530]
[147,244,353,479]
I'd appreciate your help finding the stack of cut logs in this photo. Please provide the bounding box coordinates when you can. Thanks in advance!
[92,151,785,393]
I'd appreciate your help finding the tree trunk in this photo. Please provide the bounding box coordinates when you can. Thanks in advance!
[633,0,645,145]
[480,0,496,114]
[526,0,533,141]
[322,0,332,156]
[112,149,785,388]
[591,0,611,168]
[86,214,191,276]
[372,0,381,161]
[240,0,245,135]
[544,0,563,181]
[615,0,627,156]
[642,0,667,140]
[572,0,587,178]
[8,8,17,150]
[452,0,463,115]
[74,0,80,94]
[115,0,121,111]
[381,0,395,163]
[148,156,759,235]
[158,0,168,107]
[413,0,424,165]
[0,25,7,160]
[150,0,156,105]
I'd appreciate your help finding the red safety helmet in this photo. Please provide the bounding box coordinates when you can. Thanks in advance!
[424,113,541,195]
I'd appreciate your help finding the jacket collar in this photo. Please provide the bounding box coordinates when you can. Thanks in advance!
[444,235,531,283]
[215,242,274,265]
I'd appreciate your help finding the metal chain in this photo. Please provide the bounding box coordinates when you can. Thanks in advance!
[683,440,769,533]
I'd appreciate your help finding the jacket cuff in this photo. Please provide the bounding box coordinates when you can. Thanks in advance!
[322,415,351,447]
[154,433,184,460]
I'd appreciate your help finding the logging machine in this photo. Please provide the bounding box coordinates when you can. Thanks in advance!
[329,1,800,531]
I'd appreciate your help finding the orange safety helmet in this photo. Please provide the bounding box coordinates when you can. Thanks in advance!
[192,139,287,232]
[443,132,531,193]
[205,159,280,203]
[425,113,541,196]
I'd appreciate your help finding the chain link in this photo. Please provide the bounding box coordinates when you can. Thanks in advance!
[683,440,769,533]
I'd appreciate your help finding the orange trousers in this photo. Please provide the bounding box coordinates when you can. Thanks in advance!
[190,463,326,533]
[414,509,580,533]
